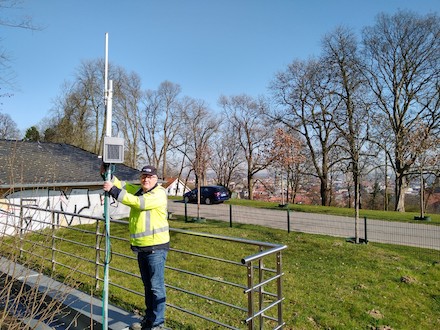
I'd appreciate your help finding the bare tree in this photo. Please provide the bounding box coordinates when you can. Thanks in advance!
[0,0,41,90]
[0,0,38,30]
[268,127,306,204]
[47,59,104,151]
[175,97,219,217]
[0,1,41,139]
[74,59,106,154]
[48,82,94,149]
[322,26,373,242]
[47,60,145,162]
[210,119,244,190]
[404,122,440,219]
[0,111,19,138]
[113,68,142,168]
[269,59,341,206]
[362,10,440,212]
[139,81,181,178]
[177,97,220,186]
[219,94,274,200]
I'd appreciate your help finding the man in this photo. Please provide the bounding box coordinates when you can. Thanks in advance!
[102,165,169,330]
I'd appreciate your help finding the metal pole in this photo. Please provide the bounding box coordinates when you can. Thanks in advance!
[364,216,368,244]
[258,248,263,329]
[287,209,290,233]
[51,210,56,273]
[103,168,111,330]
[246,262,254,330]
[102,32,113,330]
[276,252,283,328]
[229,204,232,228]
[95,216,101,291]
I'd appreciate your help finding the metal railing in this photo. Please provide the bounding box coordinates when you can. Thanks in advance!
[0,199,287,329]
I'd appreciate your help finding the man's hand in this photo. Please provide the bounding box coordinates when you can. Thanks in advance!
[103,180,121,199]
[101,163,109,174]
[103,181,114,192]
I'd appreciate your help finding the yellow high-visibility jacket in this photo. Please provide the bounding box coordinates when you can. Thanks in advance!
[111,176,169,247]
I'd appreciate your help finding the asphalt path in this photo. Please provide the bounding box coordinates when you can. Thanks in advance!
[168,201,440,251]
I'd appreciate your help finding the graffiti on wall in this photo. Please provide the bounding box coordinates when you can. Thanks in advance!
[0,188,130,235]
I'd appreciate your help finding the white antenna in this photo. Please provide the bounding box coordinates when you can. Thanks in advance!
[104,33,108,106]
[104,33,113,138]
[103,33,124,163]
[106,80,113,137]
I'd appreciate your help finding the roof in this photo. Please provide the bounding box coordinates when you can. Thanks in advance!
[162,177,177,189]
[0,139,140,188]
[162,177,189,189]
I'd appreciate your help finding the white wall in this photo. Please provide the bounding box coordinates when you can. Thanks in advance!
[166,180,191,196]
[0,188,131,236]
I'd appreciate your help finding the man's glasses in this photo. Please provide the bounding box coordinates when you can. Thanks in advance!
[140,175,157,180]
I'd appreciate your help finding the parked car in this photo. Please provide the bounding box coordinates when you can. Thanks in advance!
[183,186,230,204]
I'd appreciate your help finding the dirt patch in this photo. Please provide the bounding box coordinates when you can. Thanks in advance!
[400,275,417,284]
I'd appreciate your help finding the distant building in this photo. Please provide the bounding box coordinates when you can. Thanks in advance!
[162,177,191,196]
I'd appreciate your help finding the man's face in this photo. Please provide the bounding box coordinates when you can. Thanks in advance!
[140,174,158,192]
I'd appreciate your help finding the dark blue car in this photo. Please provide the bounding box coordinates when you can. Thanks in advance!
[183,185,230,204]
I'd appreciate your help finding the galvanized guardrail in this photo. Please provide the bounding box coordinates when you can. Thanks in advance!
[0,199,286,329]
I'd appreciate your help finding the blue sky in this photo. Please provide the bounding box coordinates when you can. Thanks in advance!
[1,0,439,133]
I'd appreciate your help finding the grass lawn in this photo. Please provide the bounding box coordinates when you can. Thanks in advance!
[165,216,440,329]
[2,208,439,329]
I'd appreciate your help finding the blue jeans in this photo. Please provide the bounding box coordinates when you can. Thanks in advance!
[137,249,168,327]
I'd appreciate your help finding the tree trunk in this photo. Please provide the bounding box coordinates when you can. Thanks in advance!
[320,176,329,206]
[384,155,389,211]
[247,172,254,200]
[419,169,425,218]
[162,136,168,180]
[353,164,360,243]
[395,174,407,212]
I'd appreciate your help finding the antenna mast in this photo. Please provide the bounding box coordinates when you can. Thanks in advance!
[102,32,112,330]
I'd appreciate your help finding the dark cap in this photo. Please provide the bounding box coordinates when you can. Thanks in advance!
[140,165,157,176]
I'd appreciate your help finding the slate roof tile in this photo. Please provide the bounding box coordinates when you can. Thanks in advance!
[0,139,140,186]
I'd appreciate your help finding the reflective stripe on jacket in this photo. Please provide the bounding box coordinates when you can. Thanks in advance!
[112,176,169,247]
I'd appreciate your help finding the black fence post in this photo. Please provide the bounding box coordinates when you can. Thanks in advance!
[229,204,232,228]
[287,208,291,233]
[364,216,368,243]
[184,200,188,222]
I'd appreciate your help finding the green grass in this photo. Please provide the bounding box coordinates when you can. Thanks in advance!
[167,216,439,329]
[169,196,440,224]
[2,215,439,329]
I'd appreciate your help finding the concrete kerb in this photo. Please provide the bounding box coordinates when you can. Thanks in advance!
[0,256,139,330]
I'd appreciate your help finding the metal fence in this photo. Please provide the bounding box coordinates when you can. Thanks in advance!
[0,199,287,329]
[170,201,440,251]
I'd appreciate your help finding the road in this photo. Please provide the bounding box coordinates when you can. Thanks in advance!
[168,201,440,251]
